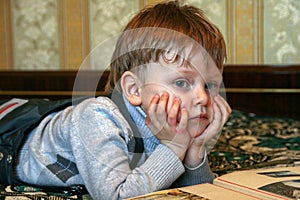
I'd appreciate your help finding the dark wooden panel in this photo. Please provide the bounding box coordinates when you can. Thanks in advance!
[0,70,109,91]
[0,65,299,119]
[226,92,300,120]
[223,65,300,88]
[222,65,300,119]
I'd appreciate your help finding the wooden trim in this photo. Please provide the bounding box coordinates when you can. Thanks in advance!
[223,64,300,73]
[139,0,146,8]
[0,90,107,96]
[83,0,90,63]
[58,1,65,69]
[224,88,300,93]
[58,0,90,70]
[226,0,234,64]
[0,0,13,69]
[257,0,264,64]
[145,0,163,6]
[1,88,299,97]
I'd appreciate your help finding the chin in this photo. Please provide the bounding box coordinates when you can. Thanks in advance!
[189,123,209,138]
[189,128,205,138]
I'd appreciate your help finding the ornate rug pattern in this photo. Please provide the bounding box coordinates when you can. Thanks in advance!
[209,110,300,176]
[1,110,300,199]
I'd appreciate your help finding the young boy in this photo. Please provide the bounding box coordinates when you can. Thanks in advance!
[1,1,231,199]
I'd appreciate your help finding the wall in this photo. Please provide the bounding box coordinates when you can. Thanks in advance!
[0,0,299,70]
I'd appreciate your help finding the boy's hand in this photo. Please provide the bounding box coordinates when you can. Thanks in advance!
[184,94,232,168]
[146,93,190,161]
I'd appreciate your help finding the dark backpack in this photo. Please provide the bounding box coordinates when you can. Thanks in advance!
[0,94,144,195]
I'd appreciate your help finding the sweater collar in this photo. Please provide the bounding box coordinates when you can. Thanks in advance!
[123,95,160,152]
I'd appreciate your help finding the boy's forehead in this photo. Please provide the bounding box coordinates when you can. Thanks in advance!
[176,62,221,81]
[170,42,216,68]
[145,58,222,82]
[168,47,221,79]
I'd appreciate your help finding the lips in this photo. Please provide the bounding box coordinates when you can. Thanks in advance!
[200,113,208,119]
[190,113,208,120]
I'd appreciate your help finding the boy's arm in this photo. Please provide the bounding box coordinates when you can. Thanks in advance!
[171,155,215,188]
[70,98,186,199]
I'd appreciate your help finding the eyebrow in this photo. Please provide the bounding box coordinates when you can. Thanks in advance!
[175,66,222,83]
[174,67,200,77]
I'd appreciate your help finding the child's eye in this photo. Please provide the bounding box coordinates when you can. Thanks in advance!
[205,82,218,90]
[175,80,190,88]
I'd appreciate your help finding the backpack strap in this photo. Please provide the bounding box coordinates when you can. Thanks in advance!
[109,89,144,169]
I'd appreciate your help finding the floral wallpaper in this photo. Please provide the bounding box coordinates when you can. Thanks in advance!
[89,0,139,49]
[188,0,300,64]
[88,0,139,70]
[264,0,300,64]
[187,0,227,41]
[8,0,300,70]
[11,0,59,70]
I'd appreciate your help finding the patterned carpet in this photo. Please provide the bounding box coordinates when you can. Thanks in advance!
[1,110,300,199]
[210,110,300,176]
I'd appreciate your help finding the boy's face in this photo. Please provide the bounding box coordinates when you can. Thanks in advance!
[139,55,222,138]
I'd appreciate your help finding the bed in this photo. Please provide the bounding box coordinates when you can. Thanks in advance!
[0,65,299,199]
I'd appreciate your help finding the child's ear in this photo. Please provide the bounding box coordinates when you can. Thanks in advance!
[120,71,142,106]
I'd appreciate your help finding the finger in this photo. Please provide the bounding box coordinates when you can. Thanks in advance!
[216,95,231,112]
[176,107,188,134]
[201,101,222,139]
[146,94,160,126]
[217,95,232,115]
[157,92,169,112]
[212,100,222,125]
[167,97,181,126]
[214,95,232,123]
[155,93,169,124]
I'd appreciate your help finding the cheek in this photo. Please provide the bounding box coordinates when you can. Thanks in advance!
[140,93,152,111]
[140,87,165,111]
[141,85,179,111]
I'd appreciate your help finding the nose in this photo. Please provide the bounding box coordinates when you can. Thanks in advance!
[193,87,209,106]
